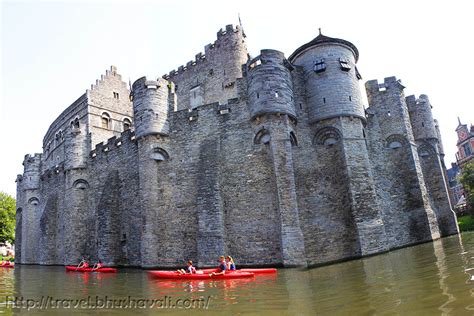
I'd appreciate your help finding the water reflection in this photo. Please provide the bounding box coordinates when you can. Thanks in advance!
[1,232,473,315]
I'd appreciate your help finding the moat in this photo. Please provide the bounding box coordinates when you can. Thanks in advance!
[1,233,473,315]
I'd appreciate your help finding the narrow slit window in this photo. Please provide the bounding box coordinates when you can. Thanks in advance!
[113,92,120,99]
[314,59,326,73]
[355,66,362,80]
[349,96,352,101]
[339,58,351,71]
[323,97,326,104]
[257,92,260,99]
[275,91,279,98]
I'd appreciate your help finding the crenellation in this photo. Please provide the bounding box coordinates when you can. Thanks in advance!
[16,24,458,268]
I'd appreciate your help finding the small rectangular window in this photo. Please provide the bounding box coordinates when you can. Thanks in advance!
[275,91,279,98]
[314,59,326,73]
[339,58,351,71]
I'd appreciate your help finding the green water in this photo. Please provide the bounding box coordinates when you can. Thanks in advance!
[1,233,474,315]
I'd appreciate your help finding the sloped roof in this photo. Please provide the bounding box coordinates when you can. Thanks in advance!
[289,33,359,63]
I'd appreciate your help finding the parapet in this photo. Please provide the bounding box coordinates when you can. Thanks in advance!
[406,93,437,141]
[22,153,42,190]
[162,24,245,80]
[23,154,42,169]
[406,94,432,111]
[89,129,136,160]
[365,76,406,96]
[246,49,297,121]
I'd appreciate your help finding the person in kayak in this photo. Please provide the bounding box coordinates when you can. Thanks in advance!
[178,260,196,274]
[209,256,227,276]
[77,259,89,269]
[226,256,236,271]
[92,260,103,270]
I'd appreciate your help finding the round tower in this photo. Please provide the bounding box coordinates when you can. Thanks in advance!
[288,31,364,124]
[22,154,41,190]
[247,49,297,121]
[406,94,438,141]
[132,76,170,138]
[434,119,445,157]
[64,124,87,170]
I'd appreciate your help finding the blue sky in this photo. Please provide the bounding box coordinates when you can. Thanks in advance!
[1,0,473,196]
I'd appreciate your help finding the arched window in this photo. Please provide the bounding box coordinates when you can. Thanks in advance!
[123,118,132,131]
[150,147,169,161]
[28,197,39,206]
[101,112,110,129]
[74,118,80,128]
[386,135,406,150]
[313,127,341,147]
[73,179,89,190]
[254,128,271,145]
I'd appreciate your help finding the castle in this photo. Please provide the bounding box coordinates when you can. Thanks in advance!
[15,25,459,268]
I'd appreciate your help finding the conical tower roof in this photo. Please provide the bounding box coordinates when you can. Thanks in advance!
[289,30,359,63]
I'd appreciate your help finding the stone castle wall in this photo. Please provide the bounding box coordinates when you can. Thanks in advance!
[15,25,459,268]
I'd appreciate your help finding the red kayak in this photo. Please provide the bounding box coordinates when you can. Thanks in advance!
[200,268,277,274]
[0,263,14,268]
[65,266,117,273]
[148,270,254,280]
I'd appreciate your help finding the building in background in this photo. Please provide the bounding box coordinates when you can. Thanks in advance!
[455,118,474,168]
[447,162,465,212]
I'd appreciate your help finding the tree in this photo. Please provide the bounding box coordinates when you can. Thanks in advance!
[0,192,16,243]
[460,162,474,215]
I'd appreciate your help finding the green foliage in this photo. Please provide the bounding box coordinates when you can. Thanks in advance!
[457,215,474,232]
[460,163,474,213]
[0,192,16,243]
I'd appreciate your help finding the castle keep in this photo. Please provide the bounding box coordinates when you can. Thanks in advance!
[15,25,459,268]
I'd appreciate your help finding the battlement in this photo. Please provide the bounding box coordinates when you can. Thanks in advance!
[247,49,293,72]
[131,76,166,93]
[365,76,405,94]
[406,94,432,110]
[89,129,136,160]
[162,25,244,80]
[169,97,239,121]
[365,76,406,95]
[23,153,42,167]
[40,162,65,179]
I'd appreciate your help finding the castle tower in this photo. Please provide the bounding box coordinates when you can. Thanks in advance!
[288,31,365,124]
[406,95,458,236]
[246,49,306,267]
[18,154,42,264]
[62,123,91,264]
[365,77,441,246]
[165,24,248,111]
[434,119,445,160]
[289,32,388,257]
[132,76,172,267]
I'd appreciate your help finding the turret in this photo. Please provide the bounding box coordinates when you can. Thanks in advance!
[289,31,364,124]
[246,49,297,121]
[406,94,438,141]
[434,119,445,157]
[365,77,414,139]
[22,154,42,190]
[64,123,88,170]
[132,77,170,138]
